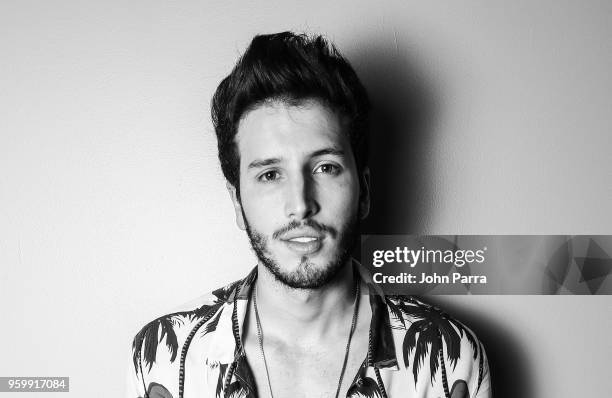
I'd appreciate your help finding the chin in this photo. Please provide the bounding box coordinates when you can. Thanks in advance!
[263,255,349,289]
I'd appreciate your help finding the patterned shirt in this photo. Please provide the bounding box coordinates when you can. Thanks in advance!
[126,265,491,398]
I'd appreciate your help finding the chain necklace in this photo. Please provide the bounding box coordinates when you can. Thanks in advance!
[252,281,360,398]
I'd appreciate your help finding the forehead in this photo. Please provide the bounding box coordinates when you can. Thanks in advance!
[235,100,350,162]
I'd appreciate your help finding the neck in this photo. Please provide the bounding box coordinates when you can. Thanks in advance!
[254,261,357,343]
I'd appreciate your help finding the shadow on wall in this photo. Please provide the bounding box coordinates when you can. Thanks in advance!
[353,42,533,397]
[354,43,437,234]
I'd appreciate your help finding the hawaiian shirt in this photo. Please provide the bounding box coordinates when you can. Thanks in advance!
[126,264,491,398]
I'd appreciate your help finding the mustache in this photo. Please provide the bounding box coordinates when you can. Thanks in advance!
[272,219,338,240]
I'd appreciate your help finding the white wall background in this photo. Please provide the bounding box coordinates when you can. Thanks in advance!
[0,1,610,397]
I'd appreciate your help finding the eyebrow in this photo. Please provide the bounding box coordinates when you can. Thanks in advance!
[247,147,346,170]
[247,158,281,170]
[311,148,345,158]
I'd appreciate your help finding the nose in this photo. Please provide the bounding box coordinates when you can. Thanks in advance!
[284,172,319,220]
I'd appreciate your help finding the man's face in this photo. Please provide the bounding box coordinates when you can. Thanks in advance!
[228,99,369,289]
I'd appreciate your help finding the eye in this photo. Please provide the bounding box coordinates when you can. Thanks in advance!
[258,170,281,182]
[314,163,341,175]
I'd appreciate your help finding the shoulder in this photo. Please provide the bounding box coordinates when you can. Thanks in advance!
[384,295,490,397]
[129,278,243,381]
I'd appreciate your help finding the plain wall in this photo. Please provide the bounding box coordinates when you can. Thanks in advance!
[0,1,610,397]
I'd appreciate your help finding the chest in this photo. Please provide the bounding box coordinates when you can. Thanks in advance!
[244,331,369,398]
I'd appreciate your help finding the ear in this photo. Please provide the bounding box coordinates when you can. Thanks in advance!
[226,182,246,230]
[359,167,371,220]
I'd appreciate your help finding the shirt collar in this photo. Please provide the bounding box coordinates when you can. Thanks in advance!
[203,261,399,371]
[203,269,256,366]
[356,261,399,370]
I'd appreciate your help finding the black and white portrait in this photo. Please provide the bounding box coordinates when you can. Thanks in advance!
[0,2,610,398]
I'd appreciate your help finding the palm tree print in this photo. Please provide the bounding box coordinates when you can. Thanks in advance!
[387,297,481,398]
[215,363,228,398]
[132,280,242,374]
[347,376,383,398]
[224,381,249,398]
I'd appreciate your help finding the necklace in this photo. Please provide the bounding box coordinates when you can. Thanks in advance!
[252,281,361,398]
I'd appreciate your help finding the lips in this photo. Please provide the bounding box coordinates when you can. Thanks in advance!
[288,237,318,243]
[282,238,323,254]
[279,227,324,241]
[279,228,325,255]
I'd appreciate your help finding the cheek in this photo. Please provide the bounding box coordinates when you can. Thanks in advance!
[320,180,360,214]
[240,188,281,227]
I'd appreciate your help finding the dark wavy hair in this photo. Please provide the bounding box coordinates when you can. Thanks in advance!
[211,31,370,191]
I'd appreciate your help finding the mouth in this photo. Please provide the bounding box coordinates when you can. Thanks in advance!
[281,235,324,255]
[288,237,318,243]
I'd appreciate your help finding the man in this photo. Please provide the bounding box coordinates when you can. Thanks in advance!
[127,32,491,398]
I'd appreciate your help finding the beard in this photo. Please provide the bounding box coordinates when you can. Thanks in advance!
[243,211,360,289]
